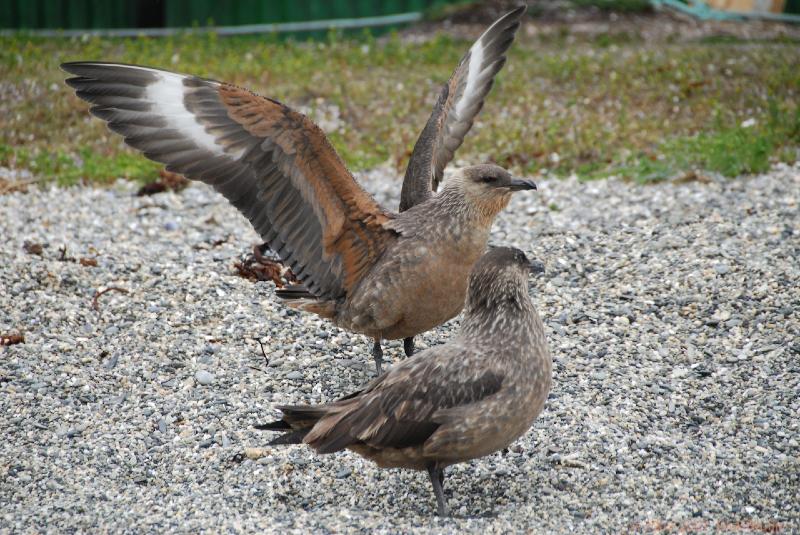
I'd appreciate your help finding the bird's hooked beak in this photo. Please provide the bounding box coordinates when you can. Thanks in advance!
[506,177,537,191]
[528,259,546,276]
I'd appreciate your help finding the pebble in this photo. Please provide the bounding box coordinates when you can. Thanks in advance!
[194,370,215,385]
[335,468,352,479]
[613,316,630,327]
[1,163,798,532]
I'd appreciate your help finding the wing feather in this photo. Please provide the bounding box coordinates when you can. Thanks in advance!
[399,6,526,211]
[62,61,396,300]
[301,345,505,454]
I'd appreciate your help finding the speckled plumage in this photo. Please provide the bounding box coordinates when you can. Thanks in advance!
[258,247,553,516]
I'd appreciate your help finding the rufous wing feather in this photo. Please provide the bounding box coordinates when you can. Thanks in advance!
[62,61,396,300]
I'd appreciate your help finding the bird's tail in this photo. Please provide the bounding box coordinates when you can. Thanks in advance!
[275,284,336,319]
[254,420,311,446]
[254,405,330,446]
[274,284,316,300]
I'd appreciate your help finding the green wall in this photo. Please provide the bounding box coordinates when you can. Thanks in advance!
[1,0,454,30]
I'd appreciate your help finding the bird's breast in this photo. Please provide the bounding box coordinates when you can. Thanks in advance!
[343,231,488,339]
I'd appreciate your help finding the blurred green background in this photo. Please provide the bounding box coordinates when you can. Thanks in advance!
[1,1,798,187]
[3,1,449,30]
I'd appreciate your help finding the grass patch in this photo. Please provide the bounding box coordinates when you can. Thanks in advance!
[605,100,800,181]
[0,144,160,186]
[0,29,798,186]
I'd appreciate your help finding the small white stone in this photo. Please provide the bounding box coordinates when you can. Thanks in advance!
[194,370,214,386]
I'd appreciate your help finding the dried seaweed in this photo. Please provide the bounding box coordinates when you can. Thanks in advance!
[136,169,190,196]
[232,244,297,287]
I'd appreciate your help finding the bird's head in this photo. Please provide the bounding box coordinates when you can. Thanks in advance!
[450,164,537,220]
[464,246,539,317]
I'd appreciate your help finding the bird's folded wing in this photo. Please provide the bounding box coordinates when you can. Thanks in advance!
[399,6,526,211]
[62,62,394,300]
[304,347,505,453]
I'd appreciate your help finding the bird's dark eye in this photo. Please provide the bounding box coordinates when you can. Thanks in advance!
[480,175,496,183]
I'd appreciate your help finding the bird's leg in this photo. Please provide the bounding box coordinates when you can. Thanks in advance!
[426,464,448,517]
[372,339,384,375]
[253,243,270,263]
[403,336,415,357]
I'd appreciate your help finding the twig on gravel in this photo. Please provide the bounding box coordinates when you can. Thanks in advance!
[92,287,129,311]
[53,244,98,267]
[192,235,230,251]
[249,339,271,373]
[58,245,74,262]
[134,203,169,212]
[258,339,270,367]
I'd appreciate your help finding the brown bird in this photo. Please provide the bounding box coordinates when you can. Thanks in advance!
[256,246,553,516]
[60,6,533,373]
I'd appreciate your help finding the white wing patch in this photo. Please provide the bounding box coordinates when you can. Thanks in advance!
[77,62,248,160]
[452,10,516,120]
[146,71,227,157]
[454,39,486,119]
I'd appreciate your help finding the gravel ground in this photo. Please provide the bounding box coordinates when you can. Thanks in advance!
[1,164,798,533]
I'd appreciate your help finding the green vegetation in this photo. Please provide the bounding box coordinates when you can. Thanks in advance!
[588,102,800,181]
[1,28,798,186]
[0,144,159,187]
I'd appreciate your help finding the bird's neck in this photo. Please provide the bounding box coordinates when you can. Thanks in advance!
[437,178,511,227]
[459,283,542,356]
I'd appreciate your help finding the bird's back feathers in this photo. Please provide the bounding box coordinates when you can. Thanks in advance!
[259,344,506,459]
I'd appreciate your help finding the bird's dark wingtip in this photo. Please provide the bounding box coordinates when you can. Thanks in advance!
[254,419,310,445]
[60,61,86,74]
[254,420,292,431]
[266,428,310,446]
[503,4,528,20]
[274,284,316,300]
